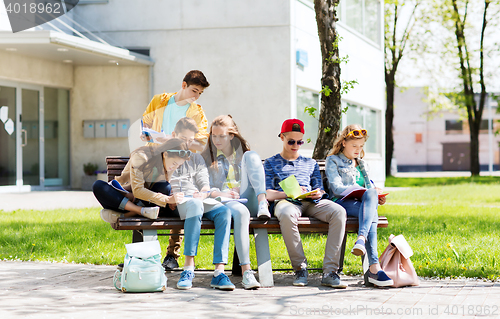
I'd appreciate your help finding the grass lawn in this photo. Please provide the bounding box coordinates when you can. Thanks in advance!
[1,182,500,280]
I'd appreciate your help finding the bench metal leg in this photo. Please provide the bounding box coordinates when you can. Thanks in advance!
[337,232,348,274]
[142,229,158,241]
[132,230,143,243]
[231,247,242,276]
[253,228,274,287]
[362,253,373,287]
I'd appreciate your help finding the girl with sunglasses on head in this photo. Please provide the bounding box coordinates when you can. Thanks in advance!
[200,115,271,289]
[325,124,393,287]
[93,138,190,224]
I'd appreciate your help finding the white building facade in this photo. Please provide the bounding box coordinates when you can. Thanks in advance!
[0,0,386,192]
[393,87,500,171]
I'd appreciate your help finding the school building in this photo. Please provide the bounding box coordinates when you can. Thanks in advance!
[0,0,386,192]
[393,87,500,172]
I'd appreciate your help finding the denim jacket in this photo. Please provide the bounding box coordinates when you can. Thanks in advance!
[207,148,243,192]
[325,153,371,200]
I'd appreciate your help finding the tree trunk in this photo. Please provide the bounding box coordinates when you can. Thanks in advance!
[385,70,396,176]
[312,0,342,160]
[469,118,480,175]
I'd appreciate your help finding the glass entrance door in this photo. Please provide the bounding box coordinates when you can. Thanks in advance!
[0,85,17,187]
[21,88,41,186]
[0,82,69,192]
[0,83,42,192]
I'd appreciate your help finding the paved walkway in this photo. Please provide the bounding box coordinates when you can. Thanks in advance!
[1,261,499,319]
[0,191,101,212]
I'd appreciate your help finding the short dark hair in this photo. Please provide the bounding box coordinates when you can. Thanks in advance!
[174,117,199,134]
[183,70,210,88]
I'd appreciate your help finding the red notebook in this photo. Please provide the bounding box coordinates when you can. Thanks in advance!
[340,185,389,201]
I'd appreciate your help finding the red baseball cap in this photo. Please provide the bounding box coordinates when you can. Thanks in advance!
[278,119,305,137]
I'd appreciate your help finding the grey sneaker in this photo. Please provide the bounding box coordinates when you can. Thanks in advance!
[257,201,271,220]
[140,206,159,219]
[293,268,308,286]
[100,209,124,223]
[162,254,179,270]
[242,270,261,290]
[321,271,347,289]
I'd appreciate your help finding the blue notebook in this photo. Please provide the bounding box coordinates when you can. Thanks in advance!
[109,179,129,194]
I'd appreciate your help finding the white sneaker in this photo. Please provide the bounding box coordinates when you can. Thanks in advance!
[257,201,271,220]
[242,270,261,290]
[140,206,159,219]
[100,209,124,223]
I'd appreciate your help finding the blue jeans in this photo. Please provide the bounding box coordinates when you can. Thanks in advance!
[338,188,379,265]
[222,151,266,266]
[179,199,232,264]
[92,180,176,216]
[240,151,267,216]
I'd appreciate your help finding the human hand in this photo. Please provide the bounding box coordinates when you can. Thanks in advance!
[193,191,203,199]
[168,203,177,210]
[300,186,309,194]
[306,188,323,200]
[231,187,240,194]
[140,132,152,142]
[378,195,386,205]
[169,192,184,204]
[124,192,135,202]
[225,190,240,199]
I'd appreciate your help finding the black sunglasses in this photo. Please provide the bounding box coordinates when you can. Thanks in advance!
[284,136,305,146]
[166,150,192,157]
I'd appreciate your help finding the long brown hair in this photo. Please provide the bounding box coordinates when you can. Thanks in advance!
[201,115,250,170]
[131,138,189,179]
[328,124,369,158]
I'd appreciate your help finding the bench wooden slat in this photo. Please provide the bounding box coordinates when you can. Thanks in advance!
[112,216,388,232]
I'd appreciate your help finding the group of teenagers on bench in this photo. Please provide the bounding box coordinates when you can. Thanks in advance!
[92,70,393,291]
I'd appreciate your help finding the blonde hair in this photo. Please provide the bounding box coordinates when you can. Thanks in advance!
[328,124,369,158]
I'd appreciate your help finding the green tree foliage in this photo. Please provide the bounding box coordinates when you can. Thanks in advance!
[384,0,422,176]
[425,0,499,175]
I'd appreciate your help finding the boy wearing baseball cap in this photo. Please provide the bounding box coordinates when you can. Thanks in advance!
[264,119,347,288]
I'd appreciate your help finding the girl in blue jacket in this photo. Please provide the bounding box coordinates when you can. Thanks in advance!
[325,124,393,287]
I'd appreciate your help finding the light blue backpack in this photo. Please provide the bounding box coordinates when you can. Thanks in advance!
[113,240,167,292]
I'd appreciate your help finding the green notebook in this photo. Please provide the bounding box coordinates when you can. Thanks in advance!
[279,175,319,200]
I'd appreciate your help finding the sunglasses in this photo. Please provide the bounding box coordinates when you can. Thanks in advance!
[166,150,192,157]
[346,129,367,138]
[284,136,305,146]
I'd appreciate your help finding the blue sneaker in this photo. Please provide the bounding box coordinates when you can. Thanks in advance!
[210,273,235,291]
[177,270,195,290]
[367,270,394,287]
[351,239,366,256]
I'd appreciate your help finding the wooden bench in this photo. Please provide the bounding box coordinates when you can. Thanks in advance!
[106,156,388,287]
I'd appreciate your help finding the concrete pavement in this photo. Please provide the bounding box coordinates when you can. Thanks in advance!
[1,261,499,319]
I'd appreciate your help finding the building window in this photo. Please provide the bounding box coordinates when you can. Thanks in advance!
[445,120,463,133]
[296,87,320,150]
[338,0,381,45]
[479,119,489,132]
[344,102,380,154]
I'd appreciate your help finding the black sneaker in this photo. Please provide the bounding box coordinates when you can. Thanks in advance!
[162,254,179,270]
[117,263,124,271]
